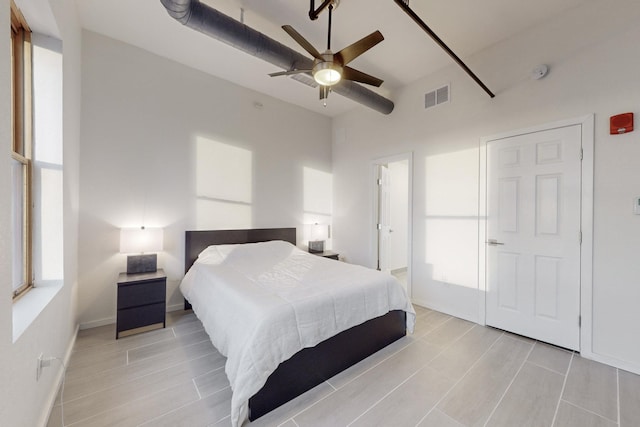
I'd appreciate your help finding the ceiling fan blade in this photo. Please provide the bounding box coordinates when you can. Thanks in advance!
[282,25,323,60]
[269,69,312,77]
[335,31,384,65]
[342,66,384,87]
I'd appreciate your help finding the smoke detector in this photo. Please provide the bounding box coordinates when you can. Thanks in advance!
[531,64,549,80]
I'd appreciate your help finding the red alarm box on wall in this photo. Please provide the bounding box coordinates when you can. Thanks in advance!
[610,112,634,134]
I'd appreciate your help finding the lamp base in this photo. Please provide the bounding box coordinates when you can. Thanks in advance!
[127,254,157,274]
[308,240,325,253]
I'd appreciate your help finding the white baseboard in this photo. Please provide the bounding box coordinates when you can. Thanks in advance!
[79,316,115,330]
[580,349,640,376]
[167,302,185,312]
[39,323,79,427]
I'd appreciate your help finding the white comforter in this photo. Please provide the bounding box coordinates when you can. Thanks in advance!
[180,240,415,427]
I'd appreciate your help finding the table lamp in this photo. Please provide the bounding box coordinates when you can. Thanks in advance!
[120,227,163,274]
[308,223,329,253]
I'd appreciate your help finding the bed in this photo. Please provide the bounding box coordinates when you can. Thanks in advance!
[181,228,415,426]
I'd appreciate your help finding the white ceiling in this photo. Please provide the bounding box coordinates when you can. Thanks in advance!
[75,0,591,116]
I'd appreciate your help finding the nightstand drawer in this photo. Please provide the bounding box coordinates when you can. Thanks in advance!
[117,302,166,332]
[117,279,165,309]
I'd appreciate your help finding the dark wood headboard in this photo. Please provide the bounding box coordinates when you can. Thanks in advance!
[184,228,297,274]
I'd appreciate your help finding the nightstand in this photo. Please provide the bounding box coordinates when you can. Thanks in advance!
[116,269,166,339]
[313,251,339,260]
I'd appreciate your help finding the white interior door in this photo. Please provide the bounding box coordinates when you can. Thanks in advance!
[486,124,582,350]
[377,164,391,272]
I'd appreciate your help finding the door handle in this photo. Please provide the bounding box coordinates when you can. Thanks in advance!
[486,239,505,246]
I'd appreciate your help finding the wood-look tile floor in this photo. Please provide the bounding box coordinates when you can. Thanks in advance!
[47,306,640,427]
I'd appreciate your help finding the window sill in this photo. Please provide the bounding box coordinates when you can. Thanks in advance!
[13,281,63,342]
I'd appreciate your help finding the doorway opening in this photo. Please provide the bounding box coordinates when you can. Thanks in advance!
[372,153,413,297]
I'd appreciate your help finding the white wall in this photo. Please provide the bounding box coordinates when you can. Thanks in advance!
[78,31,332,328]
[0,0,81,425]
[333,0,640,372]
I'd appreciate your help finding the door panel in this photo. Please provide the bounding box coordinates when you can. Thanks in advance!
[497,252,519,310]
[534,255,560,319]
[536,174,561,235]
[499,178,519,232]
[486,125,581,350]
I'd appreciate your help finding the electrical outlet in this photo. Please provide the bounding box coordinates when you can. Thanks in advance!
[36,353,44,381]
[36,353,52,381]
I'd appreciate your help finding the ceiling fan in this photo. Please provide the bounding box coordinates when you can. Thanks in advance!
[269,0,384,101]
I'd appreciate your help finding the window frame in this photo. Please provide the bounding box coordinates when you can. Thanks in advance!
[10,0,33,300]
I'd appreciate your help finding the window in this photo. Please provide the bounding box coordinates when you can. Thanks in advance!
[10,0,33,299]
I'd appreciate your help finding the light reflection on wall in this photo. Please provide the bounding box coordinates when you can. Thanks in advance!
[425,148,479,289]
[303,167,333,248]
[33,37,63,282]
[196,137,253,229]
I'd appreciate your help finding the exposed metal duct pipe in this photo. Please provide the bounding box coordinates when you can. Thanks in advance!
[160,0,394,114]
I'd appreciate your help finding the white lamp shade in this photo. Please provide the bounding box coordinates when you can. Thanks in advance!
[310,224,329,241]
[120,227,163,254]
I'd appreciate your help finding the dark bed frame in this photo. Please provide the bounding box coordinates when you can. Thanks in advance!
[184,228,407,421]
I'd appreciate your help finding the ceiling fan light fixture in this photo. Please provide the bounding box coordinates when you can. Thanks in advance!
[313,62,342,86]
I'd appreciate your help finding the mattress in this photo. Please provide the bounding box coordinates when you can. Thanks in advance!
[180,240,415,426]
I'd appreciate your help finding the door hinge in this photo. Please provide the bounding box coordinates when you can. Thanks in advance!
[579,231,582,245]
[580,148,584,160]
[377,223,382,230]
[377,178,382,185]
[578,315,582,327]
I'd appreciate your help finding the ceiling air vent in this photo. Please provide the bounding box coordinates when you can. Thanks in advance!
[290,73,318,88]
[425,84,450,109]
